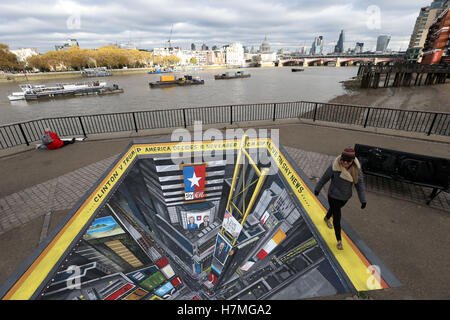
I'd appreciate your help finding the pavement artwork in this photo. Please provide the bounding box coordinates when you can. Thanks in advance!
[0,137,400,300]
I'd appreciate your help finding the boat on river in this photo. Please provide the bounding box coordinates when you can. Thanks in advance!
[7,92,26,101]
[148,68,172,74]
[214,71,251,80]
[81,67,112,77]
[147,67,182,74]
[149,75,204,88]
[7,81,114,101]
[291,68,304,72]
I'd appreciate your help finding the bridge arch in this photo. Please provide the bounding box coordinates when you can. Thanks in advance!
[323,60,337,66]
[305,59,323,66]
[350,60,366,66]
[281,60,303,66]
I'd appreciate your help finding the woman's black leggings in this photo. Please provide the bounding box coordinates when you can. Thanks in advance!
[62,139,75,146]
[326,196,348,241]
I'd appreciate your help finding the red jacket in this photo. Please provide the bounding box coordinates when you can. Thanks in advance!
[44,131,64,150]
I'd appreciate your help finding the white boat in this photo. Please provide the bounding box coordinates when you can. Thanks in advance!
[8,92,26,101]
[7,81,107,101]
[7,84,35,101]
[81,67,112,77]
[62,81,107,91]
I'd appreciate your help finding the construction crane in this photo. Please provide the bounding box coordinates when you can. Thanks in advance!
[167,24,173,50]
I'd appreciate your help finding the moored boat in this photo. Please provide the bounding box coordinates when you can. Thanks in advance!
[214,71,251,80]
[81,67,112,77]
[7,81,114,101]
[7,92,26,101]
[149,75,204,88]
[292,68,304,72]
[148,69,172,74]
[147,67,182,74]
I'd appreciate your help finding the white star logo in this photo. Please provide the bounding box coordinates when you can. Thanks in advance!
[188,172,202,188]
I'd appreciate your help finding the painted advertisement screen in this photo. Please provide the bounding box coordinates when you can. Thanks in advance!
[83,216,125,240]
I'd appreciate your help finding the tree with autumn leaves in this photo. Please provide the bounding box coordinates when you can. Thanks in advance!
[0,42,182,72]
[24,45,180,72]
[0,44,23,71]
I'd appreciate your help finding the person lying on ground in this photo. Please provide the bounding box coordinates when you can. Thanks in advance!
[41,127,75,150]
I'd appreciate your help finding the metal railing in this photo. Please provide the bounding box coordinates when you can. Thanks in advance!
[1,100,449,150]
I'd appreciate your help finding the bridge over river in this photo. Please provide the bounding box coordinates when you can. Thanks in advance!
[276,53,405,67]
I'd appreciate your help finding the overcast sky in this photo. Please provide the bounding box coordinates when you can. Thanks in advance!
[0,0,433,53]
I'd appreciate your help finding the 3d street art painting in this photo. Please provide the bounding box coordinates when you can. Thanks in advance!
[0,137,400,300]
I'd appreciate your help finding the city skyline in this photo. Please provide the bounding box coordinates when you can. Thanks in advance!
[0,0,434,53]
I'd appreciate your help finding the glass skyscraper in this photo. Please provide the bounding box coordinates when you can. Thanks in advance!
[334,30,345,53]
[376,35,391,52]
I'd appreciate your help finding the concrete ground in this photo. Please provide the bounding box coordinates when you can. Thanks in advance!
[0,120,449,300]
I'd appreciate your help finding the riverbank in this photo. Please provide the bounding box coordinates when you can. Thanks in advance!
[329,82,450,113]
[0,65,237,83]
[0,68,155,83]
[0,64,342,84]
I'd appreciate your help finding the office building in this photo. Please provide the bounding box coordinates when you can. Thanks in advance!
[225,42,245,66]
[310,36,324,55]
[407,0,448,61]
[55,39,79,51]
[334,30,345,54]
[354,42,364,54]
[376,35,391,52]
[422,4,450,64]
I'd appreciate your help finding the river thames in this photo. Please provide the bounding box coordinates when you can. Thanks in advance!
[0,67,357,125]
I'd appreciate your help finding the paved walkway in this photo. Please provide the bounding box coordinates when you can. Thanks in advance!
[284,146,450,212]
[1,144,448,236]
[0,155,118,235]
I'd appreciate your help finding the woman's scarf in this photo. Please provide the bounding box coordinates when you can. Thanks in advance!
[332,156,361,184]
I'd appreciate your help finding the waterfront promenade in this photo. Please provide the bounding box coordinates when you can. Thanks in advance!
[0,119,449,300]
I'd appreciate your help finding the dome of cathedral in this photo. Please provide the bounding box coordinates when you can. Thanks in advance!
[260,36,270,53]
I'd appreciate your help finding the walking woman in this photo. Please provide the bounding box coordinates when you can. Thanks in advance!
[314,147,367,250]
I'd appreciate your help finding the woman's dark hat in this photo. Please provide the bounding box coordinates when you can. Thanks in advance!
[341,147,355,161]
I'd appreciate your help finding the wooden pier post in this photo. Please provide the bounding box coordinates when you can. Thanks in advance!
[383,72,390,87]
[373,73,380,88]
[358,63,450,89]
[361,72,370,88]
[414,73,420,86]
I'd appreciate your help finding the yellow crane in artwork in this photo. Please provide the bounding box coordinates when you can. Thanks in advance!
[223,135,269,246]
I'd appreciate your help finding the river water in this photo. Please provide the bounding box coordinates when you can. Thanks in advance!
[0,67,356,125]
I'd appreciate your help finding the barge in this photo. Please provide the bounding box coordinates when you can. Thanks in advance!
[149,75,204,88]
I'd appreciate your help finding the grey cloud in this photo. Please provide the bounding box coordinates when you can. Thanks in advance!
[0,0,431,52]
